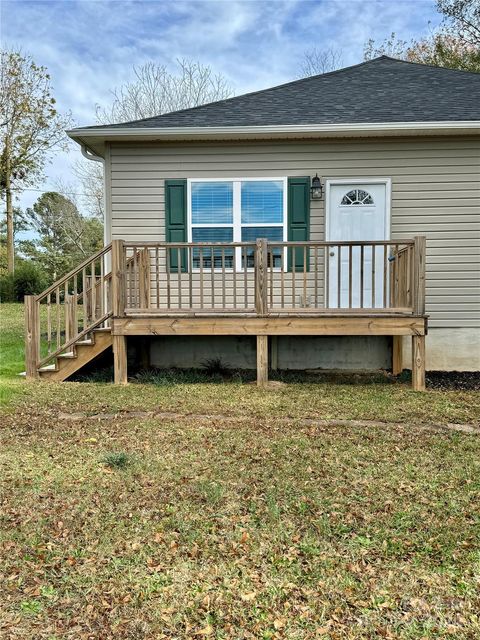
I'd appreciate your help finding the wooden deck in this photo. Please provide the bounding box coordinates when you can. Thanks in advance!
[25,237,427,389]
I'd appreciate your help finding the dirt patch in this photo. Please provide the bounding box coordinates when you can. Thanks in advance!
[56,409,480,435]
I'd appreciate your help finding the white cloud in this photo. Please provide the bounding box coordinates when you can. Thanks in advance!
[3,0,439,213]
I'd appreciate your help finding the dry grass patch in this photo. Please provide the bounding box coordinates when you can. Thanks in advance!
[1,409,479,639]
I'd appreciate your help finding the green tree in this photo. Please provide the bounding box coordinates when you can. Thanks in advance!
[364,1,480,72]
[0,48,72,273]
[20,192,103,281]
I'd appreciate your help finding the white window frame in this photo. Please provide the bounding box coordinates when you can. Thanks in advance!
[187,177,288,270]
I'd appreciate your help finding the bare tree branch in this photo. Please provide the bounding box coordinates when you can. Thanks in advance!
[298,48,343,78]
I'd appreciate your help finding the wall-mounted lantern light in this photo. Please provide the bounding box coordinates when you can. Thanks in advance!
[310,174,323,200]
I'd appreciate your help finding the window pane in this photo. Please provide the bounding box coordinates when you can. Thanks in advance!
[241,226,283,242]
[192,227,233,268]
[241,180,283,223]
[241,226,283,268]
[191,182,233,224]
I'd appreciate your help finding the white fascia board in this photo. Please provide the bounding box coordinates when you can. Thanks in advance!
[67,121,480,140]
[68,121,480,158]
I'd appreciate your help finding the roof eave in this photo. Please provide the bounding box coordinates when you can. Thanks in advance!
[68,121,480,157]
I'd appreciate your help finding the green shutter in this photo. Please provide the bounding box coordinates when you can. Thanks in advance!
[287,176,310,272]
[165,179,187,272]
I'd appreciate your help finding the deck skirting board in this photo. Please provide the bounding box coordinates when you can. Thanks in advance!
[113,315,427,337]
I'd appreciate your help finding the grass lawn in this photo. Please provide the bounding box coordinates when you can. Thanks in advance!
[1,302,479,638]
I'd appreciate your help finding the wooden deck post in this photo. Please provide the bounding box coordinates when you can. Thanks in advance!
[412,335,425,391]
[111,240,127,384]
[25,295,40,379]
[413,236,426,317]
[392,336,403,375]
[255,238,268,316]
[111,239,126,318]
[257,335,268,387]
[412,236,426,390]
[113,334,128,384]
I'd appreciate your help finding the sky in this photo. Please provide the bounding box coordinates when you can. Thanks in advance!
[2,0,441,217]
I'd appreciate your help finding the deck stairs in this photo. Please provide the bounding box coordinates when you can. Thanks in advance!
[37,327,113,381]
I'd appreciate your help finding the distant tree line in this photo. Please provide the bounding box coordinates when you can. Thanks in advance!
[0,189,103,301]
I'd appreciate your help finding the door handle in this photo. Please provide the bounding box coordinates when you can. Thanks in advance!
[329,251,335,257]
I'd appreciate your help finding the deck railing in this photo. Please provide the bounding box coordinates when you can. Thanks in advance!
[118,237,425,316]
[25,237,425,378]
[24,244,113,377]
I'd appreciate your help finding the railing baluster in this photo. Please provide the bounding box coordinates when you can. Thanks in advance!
[211,247,215,308]
[348,245,353,309]
[233,247,237,310]
[199,247,204,309]
[100,256,105,317]
[280,247,285,310]
[292,248,296,309]
[360,245,364,309]
[269,248,274,309]
[325,246,329,309]
[394,244,399,308]
[407,245,412,309]
[166,247,171,309]
[47,292,52,354]
[155,247,160,309]
[90,260,96,322]
[82,268,87,327]
[371,245,376,309]
[65,282,70,343]
[73,273,78,335]
[303,246,307,308]
[189,246,193,309]
[383,244,388,308]
[221,248,226,310]
[56,286,61,349]
[177,248,182,309]
[337,245,341,308]
[243,246,248,309]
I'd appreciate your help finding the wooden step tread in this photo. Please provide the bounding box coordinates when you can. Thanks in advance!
[38,364,58,373]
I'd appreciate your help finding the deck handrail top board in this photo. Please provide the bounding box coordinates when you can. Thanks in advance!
[122,239,416,248]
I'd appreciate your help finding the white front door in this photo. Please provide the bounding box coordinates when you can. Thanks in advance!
[326,181,389,308]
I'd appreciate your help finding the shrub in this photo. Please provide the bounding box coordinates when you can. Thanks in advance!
[0,272,15,302]
[13,262,47,299]
[201,357,231,377]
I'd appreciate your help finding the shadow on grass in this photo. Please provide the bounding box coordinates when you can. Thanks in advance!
[73,365,398,386]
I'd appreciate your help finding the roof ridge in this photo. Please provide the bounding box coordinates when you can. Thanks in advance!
[377,54,480,76]
[88,56,395,129]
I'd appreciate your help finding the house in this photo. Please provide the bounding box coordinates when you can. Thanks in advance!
[24,56,480,388]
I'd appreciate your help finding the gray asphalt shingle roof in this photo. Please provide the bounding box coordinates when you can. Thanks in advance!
[80,57,480,130]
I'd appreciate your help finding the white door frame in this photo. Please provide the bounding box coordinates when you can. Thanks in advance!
[324,178,392,308]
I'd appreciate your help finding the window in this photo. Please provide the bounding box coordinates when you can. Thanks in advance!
[341,189,374,205]
[189,178,286,268]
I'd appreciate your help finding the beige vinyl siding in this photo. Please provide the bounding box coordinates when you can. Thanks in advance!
[108,137,480,329]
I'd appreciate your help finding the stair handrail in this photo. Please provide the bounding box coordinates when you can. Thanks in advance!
[25,243,114,378]
[34,243,112,302]
[36,312,112,369]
